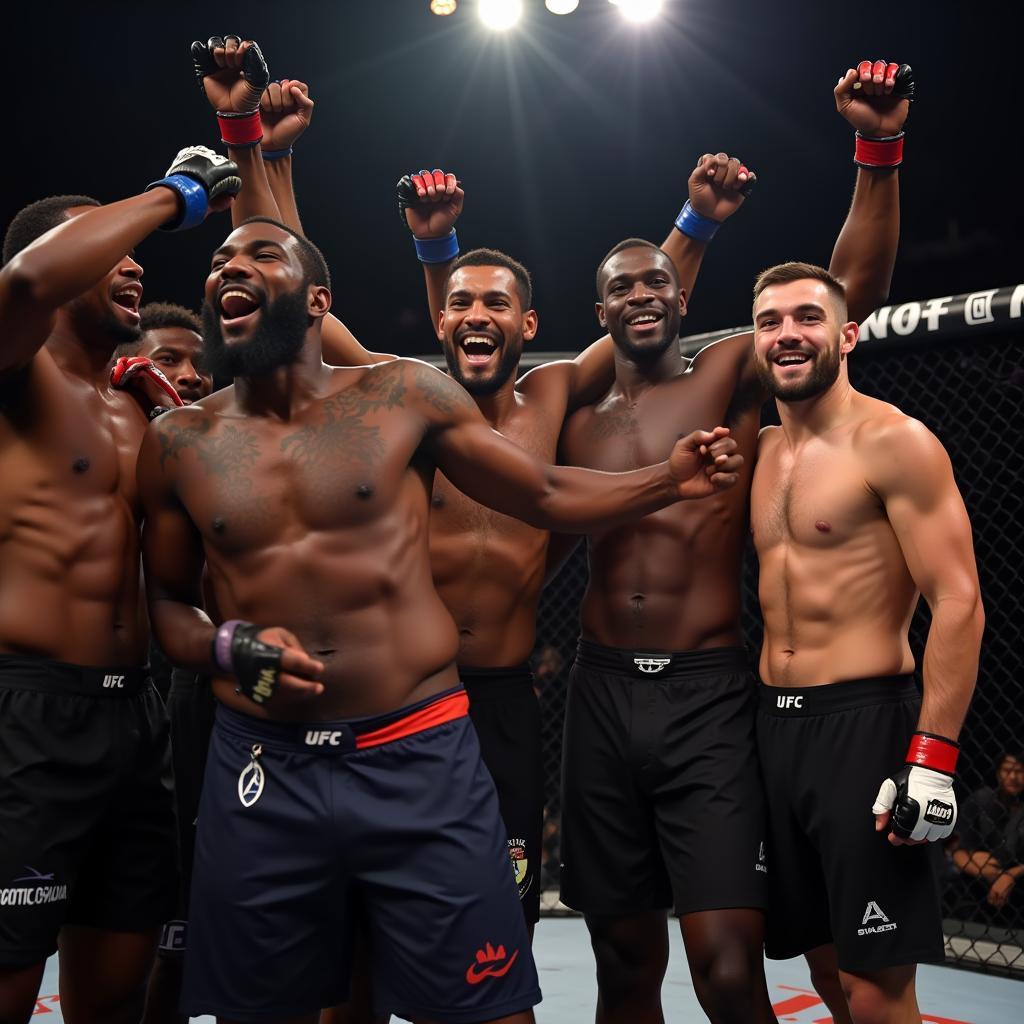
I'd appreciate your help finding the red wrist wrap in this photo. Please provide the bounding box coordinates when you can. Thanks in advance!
[854,132,905,168]
[906,732,959,775]
[217,110,263,147]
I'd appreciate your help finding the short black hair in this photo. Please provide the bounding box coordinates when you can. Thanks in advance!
[139,302,202,335]
[446,248,533,310]
[595,237,674,297]
[3,194,101,265]
[238,216,331,290]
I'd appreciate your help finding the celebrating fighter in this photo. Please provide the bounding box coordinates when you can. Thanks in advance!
[555,60,910,1024]
[750,255,984,1023]
[0,150,237,1022]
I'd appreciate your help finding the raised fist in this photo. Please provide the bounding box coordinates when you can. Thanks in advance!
[397,169,464,239]
[688,152,755,224]
[260,79,315,152]
[835,60,912,138]
[669,427,743,501]
[191,35,270,114]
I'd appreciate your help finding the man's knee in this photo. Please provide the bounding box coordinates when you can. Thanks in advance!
[586,913,669,999]
[0,961,46,1024]
[840,966,917,1024]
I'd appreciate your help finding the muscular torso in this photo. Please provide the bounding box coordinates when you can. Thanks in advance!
[560,357,759,651]
[429,388,562,668]
[751,398,918,687]
[0,351,149,665]
[160,361,464,719]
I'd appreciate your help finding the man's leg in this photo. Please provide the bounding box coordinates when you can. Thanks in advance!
[839,964,919,1024]
[804,944,853,1024]
[142,955,187,1024]
[220,1015,318,1024]
[58,925,159,1024]
[585,911,669,1024]
[679,908,776,1024]
[414,1014,534,1024]
[0,962,45,1024]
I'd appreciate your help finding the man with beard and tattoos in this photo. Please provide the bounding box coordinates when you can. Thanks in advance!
[556,60,912,1024]
[196,46,753,943]
[749,261,983,1023]
[137,203,743,1023]
[0,148,238,1023]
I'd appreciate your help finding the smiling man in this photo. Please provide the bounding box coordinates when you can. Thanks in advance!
[130,302,213,405]
[0,147,238,1023]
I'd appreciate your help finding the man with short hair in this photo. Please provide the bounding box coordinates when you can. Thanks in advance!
[750,259,984,1023]
[125,302,213,405]
[0,149,238,1023]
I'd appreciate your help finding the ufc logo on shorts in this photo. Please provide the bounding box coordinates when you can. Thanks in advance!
[776,695,803,709]
[102,674,125,688]
[305,730,344,746]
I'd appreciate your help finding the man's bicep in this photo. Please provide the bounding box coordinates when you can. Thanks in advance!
[0,276,58,374]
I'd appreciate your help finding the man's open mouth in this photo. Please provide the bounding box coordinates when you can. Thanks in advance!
[219,286,262,326]
[112,284,142,318]
[459,334,499,365]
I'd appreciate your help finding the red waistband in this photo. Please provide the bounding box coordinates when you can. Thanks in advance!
[355,689,469,749]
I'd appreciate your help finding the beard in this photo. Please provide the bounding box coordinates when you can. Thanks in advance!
[69,300,141,347]
[441,333,522,397]
[756,344,842,403]
[202,287,310,380]
[611,307,681,363]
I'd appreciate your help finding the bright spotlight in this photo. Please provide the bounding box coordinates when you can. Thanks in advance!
[479,0,523,30]
[545,0,580,13]
[430,0,457,14]
[612,0,665,23]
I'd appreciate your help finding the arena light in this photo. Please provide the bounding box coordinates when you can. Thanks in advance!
[610,0,665,23]
[479,0,523,30]
[545,0,580,13]
[430,0,457,14]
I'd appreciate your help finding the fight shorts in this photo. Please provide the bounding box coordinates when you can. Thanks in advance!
[0,656,176,966]
[156,667,217,960]
[757,675,946,971]
[462,665,544,926]
[182,687,541,1023]
[560,641,767,916]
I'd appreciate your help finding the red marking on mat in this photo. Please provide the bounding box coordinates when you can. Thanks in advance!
[772,992,824,1014]
[32,995,60,1015]
[770,986,974,1024]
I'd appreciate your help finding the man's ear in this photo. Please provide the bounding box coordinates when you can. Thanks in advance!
[309,285,332,318]
[522,309,539,342]
[679,287,689,319]
[595,301,606,328]
[839,320,859,359]
[436,309,447,342]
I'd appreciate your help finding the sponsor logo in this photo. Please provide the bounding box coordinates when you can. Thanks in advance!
[251,669,275,704]
[0,867,68,907]
[776,694,804,709]
[465,942,519,985]
[238,759,265,808]
[924,799,954,825]
[755,841,767,874]
[857,900,898,936]
[508,838,532,898]
[102,674,124,688]
[158,920,188,954]
[305,729,344,747]
[633,657,671,674]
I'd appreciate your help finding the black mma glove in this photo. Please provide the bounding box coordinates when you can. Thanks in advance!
[146,145,241,231]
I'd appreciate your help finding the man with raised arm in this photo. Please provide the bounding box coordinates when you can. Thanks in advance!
[749,258,984,1023]
[556,60,910,1024]
[190,34,753,940]
[0,148,237,1023]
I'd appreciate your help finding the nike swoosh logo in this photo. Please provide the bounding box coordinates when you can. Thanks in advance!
[465,949,519,985]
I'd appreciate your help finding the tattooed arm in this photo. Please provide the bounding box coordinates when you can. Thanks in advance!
[405,360,743,532]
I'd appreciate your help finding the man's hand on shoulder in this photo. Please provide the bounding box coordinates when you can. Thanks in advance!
[397,168,464,239]
[687,152,755,224]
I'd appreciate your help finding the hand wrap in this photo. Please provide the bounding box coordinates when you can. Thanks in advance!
[853,63,914,168]
[872,731,959,842]
[110,356,185,410]
[146,146,241,230]
[213,620,283,705]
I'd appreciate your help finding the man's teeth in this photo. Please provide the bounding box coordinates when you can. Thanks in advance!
[776,354,809,365]
[628,314,660,326]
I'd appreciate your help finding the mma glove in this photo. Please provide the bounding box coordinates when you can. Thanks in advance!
[110,356,184,415]
[146,146,241,231]
[213,620,283,705]
[395,172,460,263]
[854,62,915,169]
[191,36,270,147]
[872,731,959,842]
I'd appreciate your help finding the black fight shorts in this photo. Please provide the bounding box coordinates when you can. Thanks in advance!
[462,665,544,926]
[757,676,946,972]
[560,642,767,916]
[0,656,177,967]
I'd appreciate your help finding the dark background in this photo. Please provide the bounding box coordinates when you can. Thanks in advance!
[7,0,1021,354]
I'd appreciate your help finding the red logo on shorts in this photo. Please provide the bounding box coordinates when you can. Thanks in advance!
[465,942,519,984]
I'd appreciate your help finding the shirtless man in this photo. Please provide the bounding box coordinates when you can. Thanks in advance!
[750,260,984,1023]
[136,211,742,1024]
[195,39,751,938]
[127,302,213,406]
[0,149,238,1023]
[556,61,910,1023]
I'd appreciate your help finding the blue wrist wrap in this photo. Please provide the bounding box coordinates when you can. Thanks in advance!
[147,174,208,232]
[413,230,459,264]
[674,200,720,243]
[261,146,294,161]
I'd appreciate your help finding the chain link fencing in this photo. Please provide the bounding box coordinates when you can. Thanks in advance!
[530,284,1024,977]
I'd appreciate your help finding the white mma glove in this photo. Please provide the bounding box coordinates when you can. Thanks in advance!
[872,732,958,842]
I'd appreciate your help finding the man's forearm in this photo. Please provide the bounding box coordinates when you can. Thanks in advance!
[659,229,709,302]
[229,144,281,227]
[917,593,985,739]
[151,598,218,673]
[424,262,450,335]
[264,156,303,233]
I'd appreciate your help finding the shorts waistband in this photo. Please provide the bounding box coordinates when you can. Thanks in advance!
[460,663,534,701]
[215,686,469,754]
[758,675,918,717]
[575,639,750,680]
[0,655,150,697]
